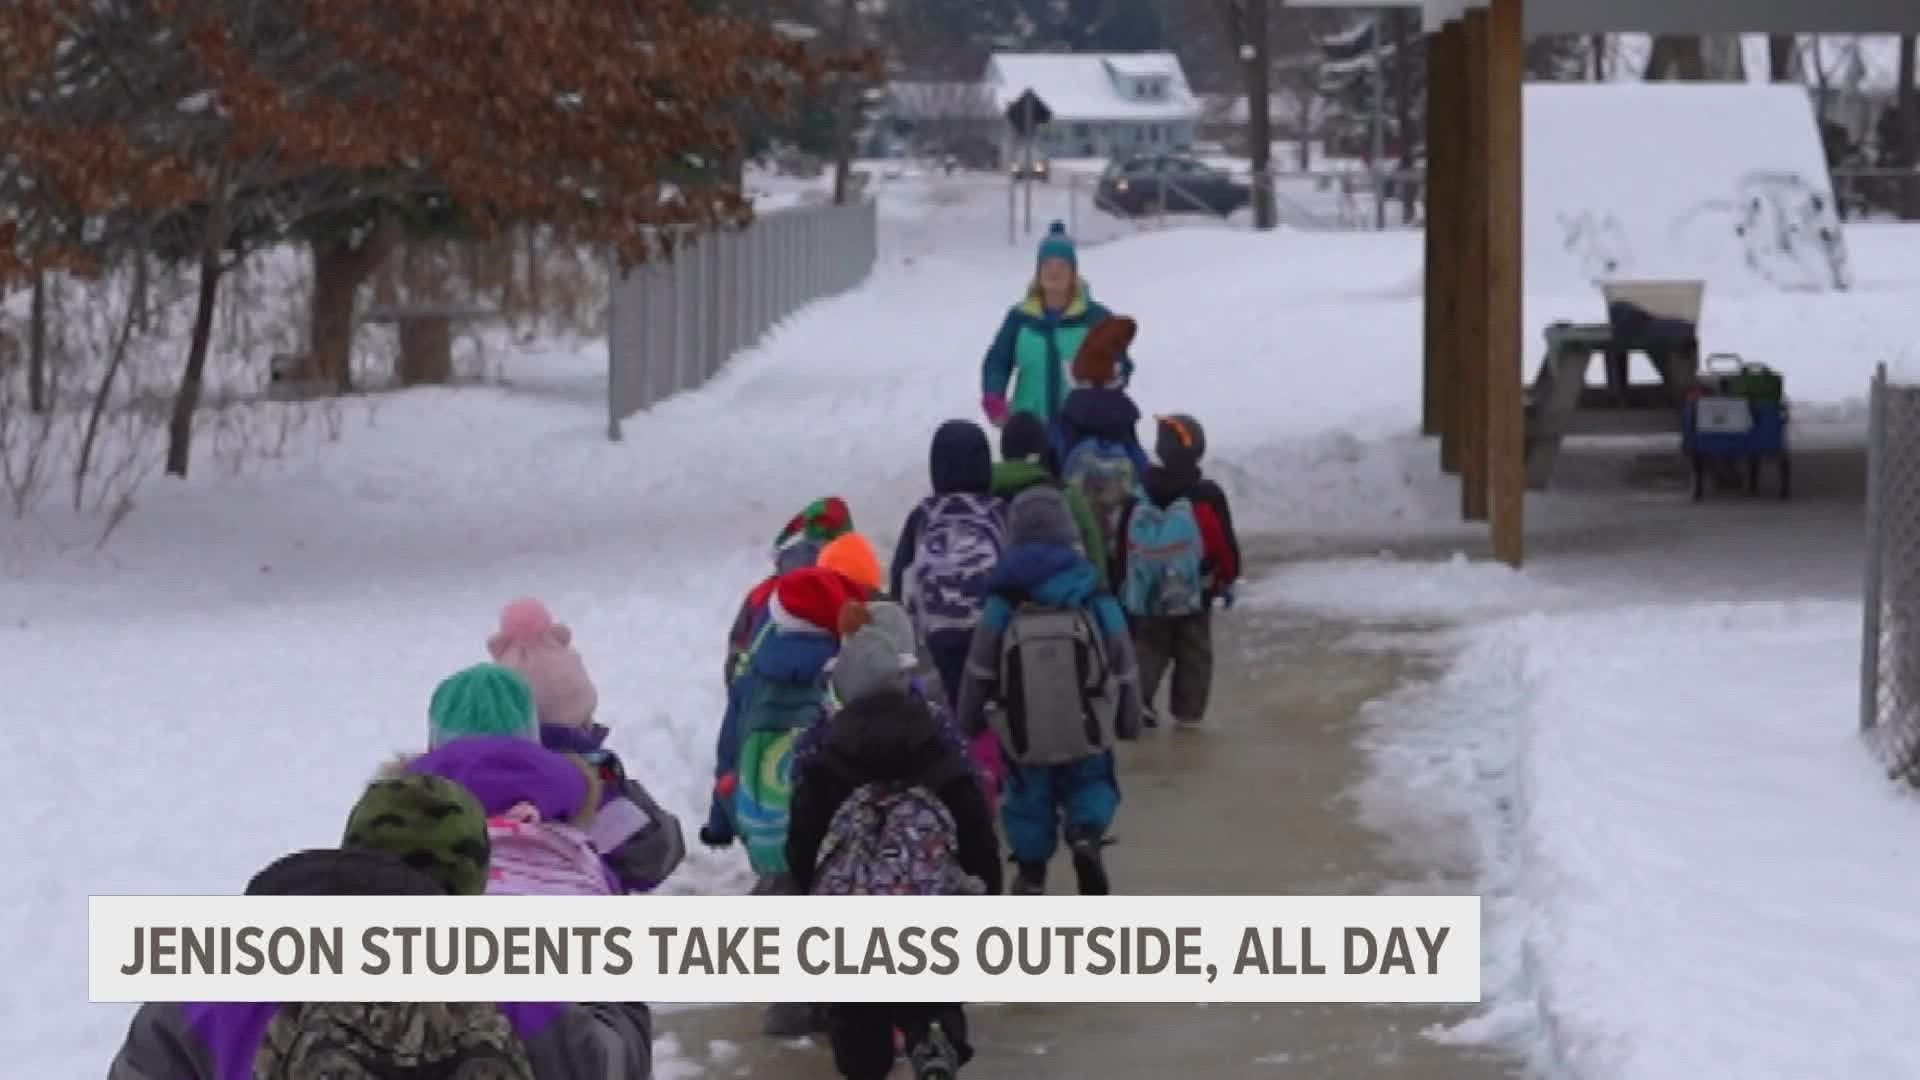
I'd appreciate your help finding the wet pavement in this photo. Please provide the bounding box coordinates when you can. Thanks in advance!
[656,605,1523,1079]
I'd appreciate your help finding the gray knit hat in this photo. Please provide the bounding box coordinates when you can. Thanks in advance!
[830,601,920,703]
[1007,486,1079,547]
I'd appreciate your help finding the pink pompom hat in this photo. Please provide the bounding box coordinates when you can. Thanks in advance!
[486,598,599,730]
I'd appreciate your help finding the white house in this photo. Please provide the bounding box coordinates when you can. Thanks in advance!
[984,52,1202,161]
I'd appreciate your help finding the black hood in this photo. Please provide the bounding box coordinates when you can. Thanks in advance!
[1060,386,1140,440]
[819,690,969,791]
[930,419,992,495]
[247,848,449,896]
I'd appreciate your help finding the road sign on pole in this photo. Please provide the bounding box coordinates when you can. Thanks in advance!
[1005,89,1052,137]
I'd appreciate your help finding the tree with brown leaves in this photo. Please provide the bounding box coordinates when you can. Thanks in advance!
[0,0,851,477]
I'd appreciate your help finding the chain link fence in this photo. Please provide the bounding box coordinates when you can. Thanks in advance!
[1860,363,1920,782]
[606,198,877,439]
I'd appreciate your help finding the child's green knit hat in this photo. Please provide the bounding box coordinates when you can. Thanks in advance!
[428,663,536,749]
[342,775,492,897]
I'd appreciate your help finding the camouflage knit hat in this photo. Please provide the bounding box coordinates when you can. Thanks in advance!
[343,775,492,897]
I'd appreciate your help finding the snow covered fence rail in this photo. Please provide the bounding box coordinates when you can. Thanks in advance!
[605,199,877,438]
[1860,362,1920,781]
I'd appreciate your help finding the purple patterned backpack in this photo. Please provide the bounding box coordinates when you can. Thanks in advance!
[904,493,1006,642]
[811,782,985,896]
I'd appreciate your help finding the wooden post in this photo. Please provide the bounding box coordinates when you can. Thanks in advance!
[1436,17,1459,470]
[1486,0,1525,566]
[1423,23,1459,445]
[1457,8,1490,522]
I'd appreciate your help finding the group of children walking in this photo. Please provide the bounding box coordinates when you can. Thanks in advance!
[107,220,1239,1080]
[111,599,689,1078]
[694,224,1240,1078]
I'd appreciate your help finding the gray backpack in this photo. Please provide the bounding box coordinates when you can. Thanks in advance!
[990,604,1119,765]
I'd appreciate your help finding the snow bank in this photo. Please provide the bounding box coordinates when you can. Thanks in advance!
[1505,602,1920,1078]
[1527,84,1845,293]
[1339,579,1920,1078]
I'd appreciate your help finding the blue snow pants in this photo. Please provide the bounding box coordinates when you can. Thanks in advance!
[1001,752,1120,862]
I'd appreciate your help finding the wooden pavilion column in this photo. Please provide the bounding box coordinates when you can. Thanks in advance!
[1486,0,1525,566]
[1457,7,1490,521]
[1424,18,1465,470]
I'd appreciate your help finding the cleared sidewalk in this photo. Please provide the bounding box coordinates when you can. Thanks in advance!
[657,600,1519,1078]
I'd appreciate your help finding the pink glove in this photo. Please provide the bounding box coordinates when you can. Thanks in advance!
[982,393,1009,427]
[968,730,1006,807]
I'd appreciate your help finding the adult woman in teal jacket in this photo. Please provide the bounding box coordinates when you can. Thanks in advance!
[981,222,1134,428]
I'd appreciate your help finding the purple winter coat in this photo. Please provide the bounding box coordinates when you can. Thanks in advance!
[402,735,593,822]
[108,999,651,1079]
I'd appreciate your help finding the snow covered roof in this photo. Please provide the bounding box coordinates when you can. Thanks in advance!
[984,52,1200,123]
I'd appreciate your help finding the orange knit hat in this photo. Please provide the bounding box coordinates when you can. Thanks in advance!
[816,532,884,595]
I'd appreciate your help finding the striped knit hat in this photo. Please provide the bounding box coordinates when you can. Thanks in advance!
[772,497,853,563]
[342,775,492,897]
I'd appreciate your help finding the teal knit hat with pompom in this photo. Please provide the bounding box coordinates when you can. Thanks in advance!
[1036,221,1077,269]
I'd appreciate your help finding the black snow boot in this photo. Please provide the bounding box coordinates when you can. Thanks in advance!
[909,1020,960,1080]
[1010,860,1046,895]
[1066,827,1110,895]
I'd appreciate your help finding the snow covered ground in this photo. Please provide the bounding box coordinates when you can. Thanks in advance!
[6,161,1920,1075]
[1248,221,1920,1074]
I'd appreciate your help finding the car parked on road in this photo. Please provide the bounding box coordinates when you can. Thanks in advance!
[1009,155,1051,183]
[1095,155,1250,218]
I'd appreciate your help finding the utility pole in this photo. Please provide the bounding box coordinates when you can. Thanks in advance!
[1370,9,1388,230]
[830,0,861,205]
[1245,0,1276,229]
[1899,35,1917,218]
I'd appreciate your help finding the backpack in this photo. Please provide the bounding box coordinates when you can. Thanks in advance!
[811,782,986,896]
[991,603,1120,766]
[1061,438,1139,556]
[253,1001,535,1079]
[733,678,823,875]
[1120,498,1207,617]
[904,493,1006,641]
[485,816,614,897]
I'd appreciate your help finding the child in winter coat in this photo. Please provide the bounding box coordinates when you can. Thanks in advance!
[787,605,1002,1080]
[957,487,1143,896]
[990,410,1108,582]
[890,419,1005,704]
[701,568,861,867]
[791,601,1004,809]
[107,775,655,1079]
[489,599,687,892]
[1113,414,1241,729]
[396,664,618,895]
[702,566,863,1037]
[725,497,855,685]
[1052,316,1151,562]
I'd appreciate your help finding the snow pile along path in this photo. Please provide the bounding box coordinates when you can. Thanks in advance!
[1349,594,1920,1080]
[1508,602,1920,1080]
